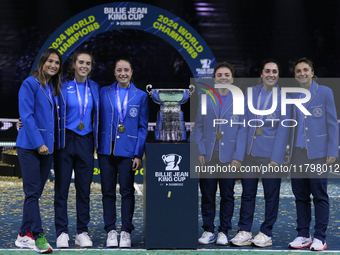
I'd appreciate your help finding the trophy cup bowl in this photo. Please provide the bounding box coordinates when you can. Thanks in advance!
[146,84,195,141]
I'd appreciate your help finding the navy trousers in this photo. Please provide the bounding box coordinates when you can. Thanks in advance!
[200,152,235,235]
[238,154,281,237]
[17,147,53,240]
[98,152,135,233]
[54,129,94,236]
[291,147,328,243]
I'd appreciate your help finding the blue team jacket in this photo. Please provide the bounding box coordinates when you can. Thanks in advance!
[245,84,292,164]
[194,93,247,163]
[97,82,149,158]
[289,80,339,159]
[55,79,100,149]
[16,76,57,153]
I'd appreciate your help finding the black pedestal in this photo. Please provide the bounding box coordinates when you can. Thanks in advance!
[143,142,198,249]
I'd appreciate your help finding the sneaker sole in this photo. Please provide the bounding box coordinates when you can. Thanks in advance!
[107,242,118,247]
[119,244,132,248]
[75,240,93,247]
[251,240,273,247]
[56,244,69,248]
[34,246,53,254]
[289,243,312,249]
[230,240,252,246]
[15,240,35,249]
[216,241,229,246]
[311,244,327,251]
[198,240,216,245]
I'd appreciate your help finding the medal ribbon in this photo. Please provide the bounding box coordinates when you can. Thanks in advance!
[74,78,89,123]
[256,87,273,123]
[116,82,129,125]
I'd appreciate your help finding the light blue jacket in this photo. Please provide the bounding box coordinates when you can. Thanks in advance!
[97,82,149,158]
[55,79,100,149]
[16,76,57,153]
[194,92,247,163]
[245,84,292,164]
[289,80,339,159]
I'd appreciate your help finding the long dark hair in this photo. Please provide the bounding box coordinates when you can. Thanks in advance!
[65,51,95,81]
[32,48,62,96]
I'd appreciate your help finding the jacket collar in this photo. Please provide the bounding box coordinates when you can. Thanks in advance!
[305,80,318,109]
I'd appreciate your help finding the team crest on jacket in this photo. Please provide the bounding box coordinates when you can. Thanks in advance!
[129,107,138,117]
[313,108,322,117]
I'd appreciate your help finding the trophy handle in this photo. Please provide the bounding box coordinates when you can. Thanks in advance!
[188,84,195,96]
[146,84,153,95]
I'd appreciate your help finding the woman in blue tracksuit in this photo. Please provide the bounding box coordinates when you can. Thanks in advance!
[15,48,62,254]
[98,59,149,248]
[53,51,100,248]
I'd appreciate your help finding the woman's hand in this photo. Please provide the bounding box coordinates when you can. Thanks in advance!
[37,145,49,155]
[132,157,142,171]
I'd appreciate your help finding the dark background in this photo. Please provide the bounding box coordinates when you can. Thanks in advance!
[1,0,340,121]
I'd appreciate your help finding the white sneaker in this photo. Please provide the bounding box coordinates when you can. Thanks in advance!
[198,231,216,244]
[119,231,131,248]
[216,232,229,246]
[56,232,69,248]
[310,238,327,251]
[15,231,35,249]
[106,230,118,247]
[288,235,312,249]
[75,232,93,247]
[251,231,272,247]
[230,231,252,246]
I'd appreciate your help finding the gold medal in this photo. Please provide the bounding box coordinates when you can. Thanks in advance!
[216,132,223,140]
[118,124,125,133]
[78,122,85,130]
[255,128,263,136]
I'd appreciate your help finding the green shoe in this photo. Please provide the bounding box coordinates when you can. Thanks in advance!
[35,233,53,254]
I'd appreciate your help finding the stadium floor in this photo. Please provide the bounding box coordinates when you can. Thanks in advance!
[1,177,340,254]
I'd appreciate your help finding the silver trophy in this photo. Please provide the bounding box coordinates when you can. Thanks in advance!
[146,84,195,141]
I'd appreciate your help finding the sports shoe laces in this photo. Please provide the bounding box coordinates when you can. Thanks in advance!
[256,232,266,240]
[121,232,130,241]
[236,231,246,238]
[82,232,91,240]
[294,236,305,242]
[108,231,117,240]
[202,232,211,238]
[36,233,48,245]
[59,232,69,240]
